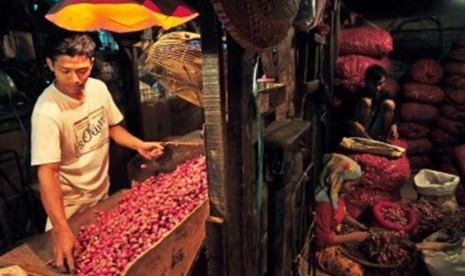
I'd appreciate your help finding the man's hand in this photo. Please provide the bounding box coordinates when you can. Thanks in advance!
[51,226,77,273]
[387,124,398,142]
[137,142,164,160]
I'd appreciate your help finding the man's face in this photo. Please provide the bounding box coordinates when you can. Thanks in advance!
[366,76,386,93]
[46,55,94,100]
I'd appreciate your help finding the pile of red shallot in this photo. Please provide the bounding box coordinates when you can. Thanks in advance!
[360,231,417,267]
[74,156,207,276]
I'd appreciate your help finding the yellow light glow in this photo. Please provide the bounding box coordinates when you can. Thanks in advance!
[46,3,198,32]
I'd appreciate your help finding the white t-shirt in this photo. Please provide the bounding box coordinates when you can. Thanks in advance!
[31,77,123,207]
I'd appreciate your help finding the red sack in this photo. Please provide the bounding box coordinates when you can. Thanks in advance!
[338,27,393,58]
[350,153,410,192]
[398,122,430,139]
[453,144,465,176]
[440,104,465,121]
[455,183,465,207]
[403,82,445,104]
[408,155,432,171]
[451,36,465,49]
[445,97,465,110]
[439,163,459,176]
[400,102,439,124]
[448,48,465,62]
[410,59,444,85]
[437,116,465,136]
[444,74,465,88]
[372,201,419,232]
[405,138,433,155]
[430,128,460,144]
[444,61,465,75]
[445,86,465,105]
[383,77,401,98]
[344,188,398,219]
[335,55,391,92]
[435,152,453,164]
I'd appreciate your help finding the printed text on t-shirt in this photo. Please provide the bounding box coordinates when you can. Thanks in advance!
[73,107,109,157]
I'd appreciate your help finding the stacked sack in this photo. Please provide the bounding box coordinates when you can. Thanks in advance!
[398,59,445,172]
[442,36,465,177]
[344,140,411,220]
[335,27,399,97]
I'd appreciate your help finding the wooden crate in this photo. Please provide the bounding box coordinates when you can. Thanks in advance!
[124,200,208,276]
[0,191,208,276]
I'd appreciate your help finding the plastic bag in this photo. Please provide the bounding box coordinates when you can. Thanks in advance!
[422,239,465,276]
[0,265,28,276]
[339,137,406,158]
[414,169,460,196]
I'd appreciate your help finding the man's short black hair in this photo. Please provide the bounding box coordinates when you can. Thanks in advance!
[365,65,387,83]
[46,32,96,61]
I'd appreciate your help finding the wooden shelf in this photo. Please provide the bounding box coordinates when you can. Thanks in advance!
[257,83,286,116]
[264,119,312,149]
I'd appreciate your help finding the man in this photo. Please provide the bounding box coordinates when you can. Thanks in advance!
[347,65,398,142]
[31,33,163,272]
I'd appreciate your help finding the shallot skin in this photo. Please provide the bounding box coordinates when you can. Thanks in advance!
[74,157,207,276]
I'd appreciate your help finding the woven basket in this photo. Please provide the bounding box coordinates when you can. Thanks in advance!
[143,32,203,106]
[211,0,300,51]
[339,243,397,269]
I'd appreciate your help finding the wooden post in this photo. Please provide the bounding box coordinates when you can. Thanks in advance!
[199,0,258,274]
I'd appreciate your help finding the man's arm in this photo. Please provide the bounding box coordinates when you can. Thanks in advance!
[109,124,145,150]
[109,124,163,159]
[38,163,76,273]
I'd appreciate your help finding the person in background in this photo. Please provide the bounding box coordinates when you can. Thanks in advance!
[31,32,164,273]
[315,153,369,276]
[347,65,399,143]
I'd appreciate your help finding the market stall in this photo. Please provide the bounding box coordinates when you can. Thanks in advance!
[0,141,207,275]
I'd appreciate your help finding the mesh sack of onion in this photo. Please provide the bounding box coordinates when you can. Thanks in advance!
[372,201,419,232]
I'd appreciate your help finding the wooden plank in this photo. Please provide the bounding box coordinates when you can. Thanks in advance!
[197,3,234,274]
[205,216,225,276]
